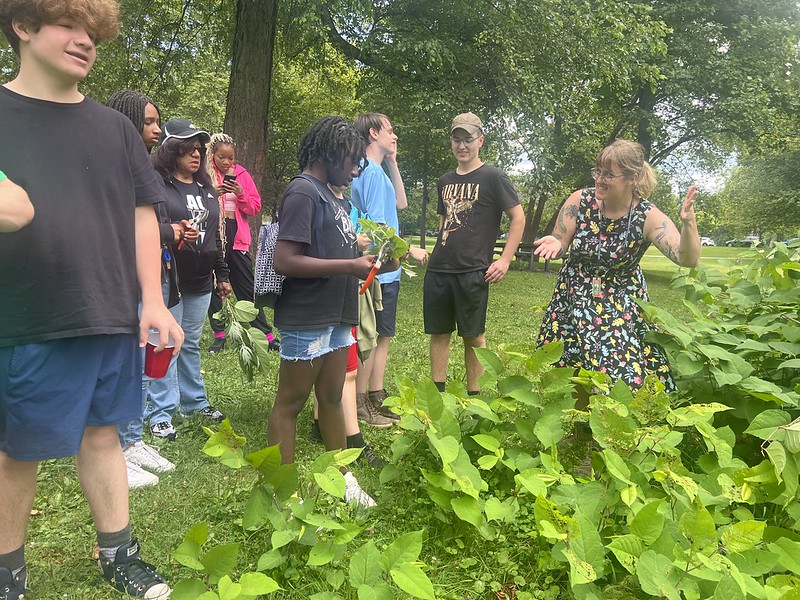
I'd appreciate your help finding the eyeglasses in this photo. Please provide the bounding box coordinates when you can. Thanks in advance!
[591,168,623,182]
[450,136,479,147]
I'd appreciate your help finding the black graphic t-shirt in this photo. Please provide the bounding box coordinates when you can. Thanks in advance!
[162,178,227,294]
[275,176,359,330]
[428,164,520,273]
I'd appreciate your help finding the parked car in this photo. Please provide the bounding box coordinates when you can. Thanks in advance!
[725,235,761,247]
[700,236,716,246]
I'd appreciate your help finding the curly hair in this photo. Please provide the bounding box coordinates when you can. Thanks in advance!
[297,116,367,173]
[0,0,120,55]
[106,89,159,144]
[152,137,213,190]
[596,139,657,200]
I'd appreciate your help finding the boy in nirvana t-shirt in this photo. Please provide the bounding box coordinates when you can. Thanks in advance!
[423,113,525,395]
[0,1,183,597]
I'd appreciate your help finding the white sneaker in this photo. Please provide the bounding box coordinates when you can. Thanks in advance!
[150,421,177,440]
[124,441,175,473]
[126,459,159,489]
[343,471,376,508]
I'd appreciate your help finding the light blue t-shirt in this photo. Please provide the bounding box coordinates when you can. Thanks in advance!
[350,158,401,284]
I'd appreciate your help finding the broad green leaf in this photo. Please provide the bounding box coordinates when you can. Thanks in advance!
[562,547,597,585]
[451,495,484,528]
[620,485,637,507]
[745,410,792,440]
[314,466,346,498]
[602,449,635,486]
[427,431,459,465]
[539,520,568,540]
[242,485,271,531]
[484,497,518,523]
[631,500,664,545]
[256,549,285,571]
[357,583,393,600]
[239,572,281,594]
[271,530,295,550]
[349,541,382,587]
[679,503,717,552]
[231,300,259,322]
[173,540,205,571]
[713,576,746,600]
[636,550,682,600]
[184,522,210,546]
[477,454,499,469]
[172,579,208,600]
[380,530,423,572]
[307,539,337,566]
[515,469,548,497]
[390,563,436,600]
[311,593,344,600]
[769,538,800,574]
[767,441,788,484]
[201,543,240,579]
[670,403,732,426]
[570,510,606,581]
[474,347,505,378]
[471,433,500,452]
[722,521,766,554]
[607,534,645,573]
[443,446,487,498]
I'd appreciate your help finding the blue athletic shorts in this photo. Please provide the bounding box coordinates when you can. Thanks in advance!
[277,325,354,362]
[0,334,142,461]
[376,281,400,338]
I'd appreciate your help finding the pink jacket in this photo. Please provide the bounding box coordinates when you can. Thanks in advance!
[214,163,261,252]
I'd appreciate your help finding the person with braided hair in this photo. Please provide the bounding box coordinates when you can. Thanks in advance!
[267,116,398,507]
[205,133,279,353]
[106,89,177,489]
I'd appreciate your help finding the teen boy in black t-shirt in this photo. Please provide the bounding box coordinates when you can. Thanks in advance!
[424,113,525,395]
[0,1,183,597]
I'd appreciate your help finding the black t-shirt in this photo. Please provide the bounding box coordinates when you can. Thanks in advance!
[428,164,520,273]
[0,87,162,346]
[274,176,359,330]
[162,178,227,294]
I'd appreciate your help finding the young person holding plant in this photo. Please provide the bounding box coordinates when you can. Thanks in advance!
[205,133,280,354]
[267,116,398,507]
[0,1,183,597]
[534,139,700,391]
[147,119,231,441]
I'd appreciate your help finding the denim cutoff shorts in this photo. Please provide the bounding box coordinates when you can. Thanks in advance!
[278,325,355,362]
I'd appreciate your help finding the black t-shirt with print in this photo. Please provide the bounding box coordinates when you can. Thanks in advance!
[162,178,227,294]
[0,87,162,346]
[428,164,520,273]
[274,176,359,330]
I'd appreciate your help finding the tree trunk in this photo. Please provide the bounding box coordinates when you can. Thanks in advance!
[636,85,656,161]
[223,0,279,253]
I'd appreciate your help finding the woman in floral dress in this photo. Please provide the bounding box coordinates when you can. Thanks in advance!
[534,140,700,391]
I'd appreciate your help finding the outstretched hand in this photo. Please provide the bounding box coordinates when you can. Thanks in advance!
[680,185,698,224]
[533,235,563,260]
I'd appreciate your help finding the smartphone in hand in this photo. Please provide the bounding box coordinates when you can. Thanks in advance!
[223,173,237,184]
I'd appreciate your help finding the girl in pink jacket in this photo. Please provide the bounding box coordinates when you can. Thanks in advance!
[206,133,279,352]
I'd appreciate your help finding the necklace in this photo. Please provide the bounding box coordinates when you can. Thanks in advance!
[591,195,635,298]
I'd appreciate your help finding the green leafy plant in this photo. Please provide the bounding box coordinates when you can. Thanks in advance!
[213,299,271,381]
[170,419,437,599]
[357,219,415,279]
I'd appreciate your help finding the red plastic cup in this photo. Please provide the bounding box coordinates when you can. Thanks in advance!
[144,330,175,378]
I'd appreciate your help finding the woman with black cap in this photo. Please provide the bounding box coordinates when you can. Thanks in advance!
[146,119,232,440]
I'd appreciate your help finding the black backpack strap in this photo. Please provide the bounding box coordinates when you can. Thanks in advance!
[295,173,328,259]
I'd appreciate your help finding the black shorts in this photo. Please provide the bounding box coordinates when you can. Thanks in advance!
[376,281,399,338]
[423,270,488,338]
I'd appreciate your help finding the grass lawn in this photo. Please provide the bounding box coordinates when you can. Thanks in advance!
[24,246,743,598]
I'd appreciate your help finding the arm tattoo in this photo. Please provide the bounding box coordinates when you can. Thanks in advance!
[664,243,679,264]
[655,220,669,244]
[556,203,578,234]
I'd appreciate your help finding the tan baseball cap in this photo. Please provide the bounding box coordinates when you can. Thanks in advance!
[450,113,484,135]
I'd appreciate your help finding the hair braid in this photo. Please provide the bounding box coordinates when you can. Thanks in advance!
[207,132,237,254]
[297,116,367,173]
[106,89,158,141]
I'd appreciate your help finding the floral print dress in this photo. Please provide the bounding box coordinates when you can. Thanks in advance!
[537,187,675,391]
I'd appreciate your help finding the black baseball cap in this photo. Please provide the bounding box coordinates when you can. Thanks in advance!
[161,118,210,144]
